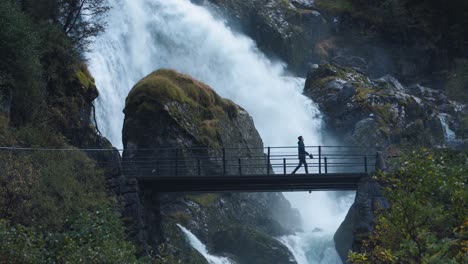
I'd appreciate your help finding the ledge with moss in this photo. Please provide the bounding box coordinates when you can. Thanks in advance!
[304,63,466,148]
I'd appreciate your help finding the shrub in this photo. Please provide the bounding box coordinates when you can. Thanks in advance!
[0,148,140,263]
[0,207,138,263]
[349,149,467,263]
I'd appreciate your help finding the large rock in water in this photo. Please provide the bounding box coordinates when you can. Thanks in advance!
[120,69,299,263]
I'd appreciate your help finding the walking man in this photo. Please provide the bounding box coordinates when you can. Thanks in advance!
[291,136,313,174]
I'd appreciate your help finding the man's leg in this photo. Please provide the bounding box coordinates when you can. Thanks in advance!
[304,160,309,174]
[291,161,302,174]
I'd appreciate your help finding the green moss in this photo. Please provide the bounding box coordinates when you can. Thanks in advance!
[75,65,96,92]
[125,69,240,147]
[185,194,219,208]
[126,69,237,115]
[373,104,397,125]
[354,86,369,104]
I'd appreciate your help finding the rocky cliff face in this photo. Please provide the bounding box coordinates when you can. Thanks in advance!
[199,0,330,74]
[117,69,299,263]
[0,60,110,150]
[333,153,389,263]
[303,63,467,262]
[304,63,467,149]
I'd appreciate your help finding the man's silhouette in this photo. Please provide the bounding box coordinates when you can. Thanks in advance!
[291,136,313,174]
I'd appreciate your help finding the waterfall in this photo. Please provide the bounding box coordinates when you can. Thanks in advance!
[278,192,355,264]
[88,0,353,263]
[177,224,233,264]
[438,114,456,143]
[89,0,321,147]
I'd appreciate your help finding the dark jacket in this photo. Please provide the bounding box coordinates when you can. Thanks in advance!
[298,140,309,158]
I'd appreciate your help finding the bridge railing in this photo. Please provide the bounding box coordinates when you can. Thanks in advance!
[121,146,377,177]
[0,146,377,178]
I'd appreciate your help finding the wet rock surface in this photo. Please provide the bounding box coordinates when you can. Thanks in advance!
[304,63,466,149]
[334,152,390,263]
[202,0,330,74]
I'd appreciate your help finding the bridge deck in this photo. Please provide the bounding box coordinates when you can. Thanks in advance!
[135,173,366,192]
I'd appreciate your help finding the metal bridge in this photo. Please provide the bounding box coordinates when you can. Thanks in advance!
[0,146,377,192]
[121,146,377,192]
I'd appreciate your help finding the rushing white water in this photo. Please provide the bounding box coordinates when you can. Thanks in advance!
[279,232,342,264]
[88,0,353,263]
[89,0,322,147]
[177,224,232,264]
[279,192,355,264]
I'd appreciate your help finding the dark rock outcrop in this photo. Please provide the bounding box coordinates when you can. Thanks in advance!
[202,0,330,74]
[117,69,299,263]
[334,152,389,263]
[303,63,466,149]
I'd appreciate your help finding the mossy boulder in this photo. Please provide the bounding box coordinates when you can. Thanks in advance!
[124,69,239,149]
[304,63,465,148]
[121,69,299,261]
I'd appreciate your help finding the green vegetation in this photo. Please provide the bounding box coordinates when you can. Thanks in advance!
[0,1,139,262]
[21,0,110,52]
[0,208,136,263]
[349,149,467,263]
[0,149,138,263]
[0,0,42,124]
[446,59,468,103]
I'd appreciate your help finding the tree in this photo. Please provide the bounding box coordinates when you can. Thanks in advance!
[23,0,110,52]
[57,0,110,51]
[0,0,43,124]
[349,149,467,264]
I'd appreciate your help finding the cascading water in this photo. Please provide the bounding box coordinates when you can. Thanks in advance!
[89,0,354,263]
[177,224,233,264]
[438,113,456,143]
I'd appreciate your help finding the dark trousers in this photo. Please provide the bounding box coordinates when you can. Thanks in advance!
[291,157,308,174]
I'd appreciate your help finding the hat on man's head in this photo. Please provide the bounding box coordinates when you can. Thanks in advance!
[298,136,303,140]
